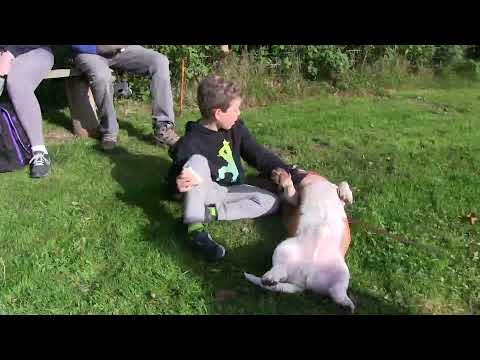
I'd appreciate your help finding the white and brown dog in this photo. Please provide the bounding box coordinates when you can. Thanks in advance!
[244,168,355,312]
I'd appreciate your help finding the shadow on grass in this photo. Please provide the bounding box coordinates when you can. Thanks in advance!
[117,118,154,145]
[101,146,410,314]
[233,210,412,315]
[44,108,73,133]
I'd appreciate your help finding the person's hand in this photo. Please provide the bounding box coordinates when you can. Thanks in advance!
[0,50,14,77]
[176,167,202,193]
[271,168,292,188]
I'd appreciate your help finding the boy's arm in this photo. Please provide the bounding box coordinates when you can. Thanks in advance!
[238,120,304,184]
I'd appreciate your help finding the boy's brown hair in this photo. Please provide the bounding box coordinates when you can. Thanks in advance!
[197,75,242,120]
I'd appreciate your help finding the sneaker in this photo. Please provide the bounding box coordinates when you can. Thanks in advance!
[29,151,51,178]
[101,134,117,151]
[190,229,225,261]
[153,123,179,147]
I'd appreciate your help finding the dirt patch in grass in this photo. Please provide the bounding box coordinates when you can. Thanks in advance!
[45,129,75,143]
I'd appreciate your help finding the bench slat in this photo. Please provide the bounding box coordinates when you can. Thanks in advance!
[45,68,82,79]
[45,68,114,79]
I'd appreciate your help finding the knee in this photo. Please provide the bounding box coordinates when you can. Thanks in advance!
[150,53,169,74]
[260,192,280,214]
[6,78,32,95]
[187,154,209,169]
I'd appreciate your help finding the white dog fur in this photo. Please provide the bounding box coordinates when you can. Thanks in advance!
[244,169,355,312]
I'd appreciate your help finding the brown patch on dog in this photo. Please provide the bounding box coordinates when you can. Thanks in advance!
[341,219,351,258]
[283,203,301,237]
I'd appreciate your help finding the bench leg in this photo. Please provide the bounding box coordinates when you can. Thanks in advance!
[65,77,100,138]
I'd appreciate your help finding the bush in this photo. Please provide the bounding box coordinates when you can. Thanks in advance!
[43,45,480,108]
[301,45,351,81]
[432,45,465,68]
[401,45,436,69]
[453,59,480,80]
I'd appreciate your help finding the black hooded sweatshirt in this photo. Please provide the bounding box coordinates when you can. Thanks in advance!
[168,119,306,192]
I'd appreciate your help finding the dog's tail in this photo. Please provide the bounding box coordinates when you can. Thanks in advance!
[243,272,303,294]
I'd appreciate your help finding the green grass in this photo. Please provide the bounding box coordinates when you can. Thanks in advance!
[1,84,479,315]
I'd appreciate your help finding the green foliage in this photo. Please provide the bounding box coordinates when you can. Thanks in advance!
[453,59,480,80]
[401,45,436,68]
[301,45,351,80]
[44,45,480,105]
[432,45,466,68]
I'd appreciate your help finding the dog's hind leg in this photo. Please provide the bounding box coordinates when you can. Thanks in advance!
[329,283,355,313]
[274,282,304,293]
[261,265,288,286]
[261,238,301,285]
[244,273,304,293]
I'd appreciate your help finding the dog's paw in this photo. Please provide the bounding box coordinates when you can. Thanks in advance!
[337,181,354,204]
[261,267,288,286]
[272,168,293,188]
[261,276,278,287]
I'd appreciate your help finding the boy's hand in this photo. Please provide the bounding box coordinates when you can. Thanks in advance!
[176,174,193,193]
[272,168,297,203]
[176,167,203,193]
[271,168,293,189]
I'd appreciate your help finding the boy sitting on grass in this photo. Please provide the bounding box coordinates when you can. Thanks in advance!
[168,75,306,261]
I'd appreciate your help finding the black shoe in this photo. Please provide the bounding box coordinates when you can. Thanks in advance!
[101,134,117,151]
[29,151,51,178]
[190,230,225,261]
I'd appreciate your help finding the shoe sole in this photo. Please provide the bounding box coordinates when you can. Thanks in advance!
[30,171,49,178]
[101,144,117,152]
[207,245,226,262]
[192,243,226,261]
[153,139,176,148]
[101,147,116,152]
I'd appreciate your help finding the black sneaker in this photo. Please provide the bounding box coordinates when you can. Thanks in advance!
[29,151,51,178]
[190,230,225,261]
[153,122,179,147]
[101,134,117,152]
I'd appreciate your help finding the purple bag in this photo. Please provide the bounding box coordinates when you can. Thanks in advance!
[0,100,32,172]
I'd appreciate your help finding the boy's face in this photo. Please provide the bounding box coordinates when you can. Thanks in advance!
[214,97,242,130]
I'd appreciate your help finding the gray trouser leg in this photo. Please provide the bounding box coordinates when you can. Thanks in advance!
[217,184,280,221]
[109,45,175,127]
[74,53,117,136]
[183,155,280,224]
[6,47,54,147]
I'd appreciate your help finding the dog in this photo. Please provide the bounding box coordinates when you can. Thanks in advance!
[244,168,355,312]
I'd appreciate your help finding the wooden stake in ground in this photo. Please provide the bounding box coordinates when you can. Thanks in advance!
[179,58,185,115]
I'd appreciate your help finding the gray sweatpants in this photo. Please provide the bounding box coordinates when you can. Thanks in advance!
[183,155,280,224]
[6,46,54,147]
[74,45,174,137]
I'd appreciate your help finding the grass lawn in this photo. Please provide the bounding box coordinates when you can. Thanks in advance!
[0,84,479,314]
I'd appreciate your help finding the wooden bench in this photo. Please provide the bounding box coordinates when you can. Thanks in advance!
[45,68,106,138]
